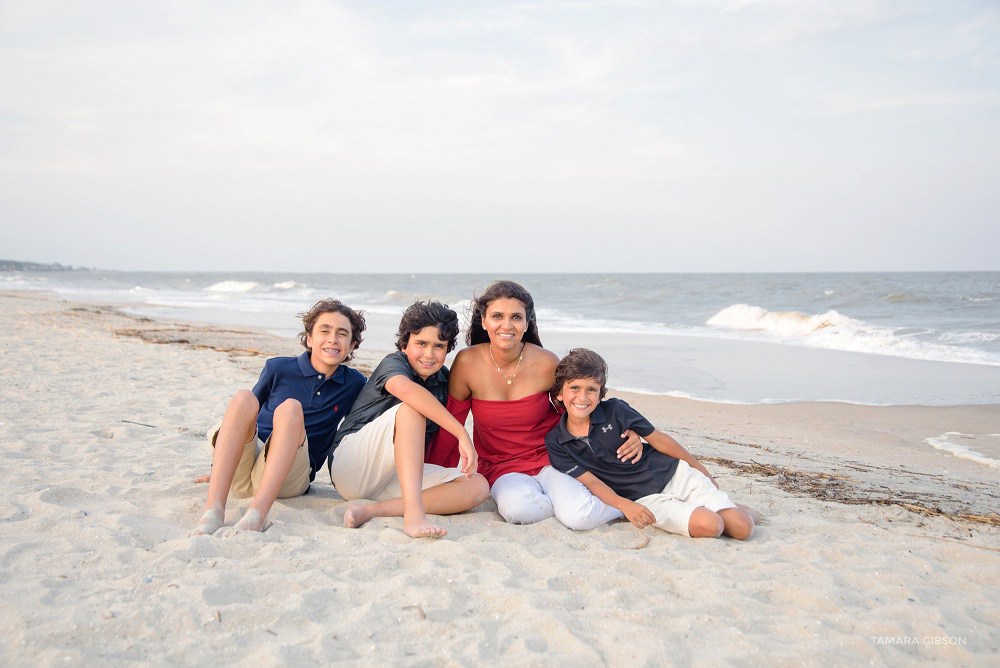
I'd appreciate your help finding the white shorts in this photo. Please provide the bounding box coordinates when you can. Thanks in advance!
[635,460,736,536]
[330,404,465,502]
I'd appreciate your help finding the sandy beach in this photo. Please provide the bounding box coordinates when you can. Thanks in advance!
[1,291,998,666]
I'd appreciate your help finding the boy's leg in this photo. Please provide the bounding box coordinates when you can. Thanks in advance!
[229,398,305,533]
[192,390,259,536]
[537,465,624,531]
[343,474,490,529]
[718,507,754,540]
[346,403,472,537]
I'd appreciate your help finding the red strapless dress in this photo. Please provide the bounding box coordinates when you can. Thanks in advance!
[426,392,560,486]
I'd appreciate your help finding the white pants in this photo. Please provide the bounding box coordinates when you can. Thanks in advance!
[491,465,623,529]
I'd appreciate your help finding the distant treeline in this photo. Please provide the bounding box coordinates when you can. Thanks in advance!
[0,259,88,272]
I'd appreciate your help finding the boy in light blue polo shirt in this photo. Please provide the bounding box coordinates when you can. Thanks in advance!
[191,299,366,536]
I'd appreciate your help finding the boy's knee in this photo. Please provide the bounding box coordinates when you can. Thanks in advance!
[393,403,427,435]
[724,512,754,541]
[688,508,724,538]
[554,501,608,531]
[273,398,303,422]
[229,389,259,414]
[468,473,490,499]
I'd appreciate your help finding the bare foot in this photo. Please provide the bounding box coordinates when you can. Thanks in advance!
[222,508,268,537]
[193,472,211,484]
[344,504,375,529]
[403,516,447,538]
[190,505,225,537]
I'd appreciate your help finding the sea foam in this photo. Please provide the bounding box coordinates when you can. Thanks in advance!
[205,281,258,293]
[925,432,1000,468]
[706,304,999,366]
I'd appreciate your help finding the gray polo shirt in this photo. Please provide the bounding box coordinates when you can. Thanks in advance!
[332,350,449,451]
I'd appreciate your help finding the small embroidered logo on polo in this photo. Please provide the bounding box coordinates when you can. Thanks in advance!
[601,424,613,433]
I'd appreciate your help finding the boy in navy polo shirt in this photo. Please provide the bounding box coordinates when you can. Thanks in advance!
[330,301,488,538]
[545,349,753,540]
[191,299,367,536]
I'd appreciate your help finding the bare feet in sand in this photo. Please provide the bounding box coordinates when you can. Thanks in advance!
[343,503,446,538]
[190,505,225,537]
[221,508,268,537]
[403,518,447,538]
[343,503,374,529]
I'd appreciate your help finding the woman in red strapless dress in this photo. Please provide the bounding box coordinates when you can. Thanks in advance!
[427,280,639,527]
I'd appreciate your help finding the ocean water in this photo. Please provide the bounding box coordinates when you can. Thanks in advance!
[6,270,999,406]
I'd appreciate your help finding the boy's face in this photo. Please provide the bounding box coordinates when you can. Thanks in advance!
[556,377,602,422]
[306,311,355,375]
[481,297,527,349]
[402,325,448,380]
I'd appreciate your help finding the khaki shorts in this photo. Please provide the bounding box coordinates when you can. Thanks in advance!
[330,404,465,501]
[636,460,737,536]
[207,420,311,499]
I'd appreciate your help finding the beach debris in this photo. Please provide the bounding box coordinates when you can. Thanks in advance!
[702,456,1000,527]
[906,535,1000,552]
[121,419,157,428]
[402,605,426,620]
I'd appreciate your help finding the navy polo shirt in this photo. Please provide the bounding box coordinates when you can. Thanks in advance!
[333,350,449,450]
[545,398,679,501]
[252,351,366,479]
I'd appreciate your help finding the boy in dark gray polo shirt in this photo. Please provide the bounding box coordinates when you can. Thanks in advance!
[545,349,753,540]
[330,301,488,538]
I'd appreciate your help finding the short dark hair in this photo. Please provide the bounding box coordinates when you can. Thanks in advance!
[299,299,366,362]
[466,280,542,347]
[396,301,460,353]
[553,348,608,400]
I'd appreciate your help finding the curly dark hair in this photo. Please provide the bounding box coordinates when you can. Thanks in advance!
[552,348,608,400]
[299,299,366,362]
[396,301,461,353]
[466,279,542,347]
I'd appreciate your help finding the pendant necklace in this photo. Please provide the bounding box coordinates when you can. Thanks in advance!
[489,343,524,385]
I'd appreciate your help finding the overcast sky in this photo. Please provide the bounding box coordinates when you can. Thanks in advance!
[2,0,998,273]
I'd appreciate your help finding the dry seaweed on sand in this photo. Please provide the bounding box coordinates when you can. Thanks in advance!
[703,456,1000,527]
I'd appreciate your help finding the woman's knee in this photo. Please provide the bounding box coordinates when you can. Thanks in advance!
[688,508,725,538]
[493,481,553,525]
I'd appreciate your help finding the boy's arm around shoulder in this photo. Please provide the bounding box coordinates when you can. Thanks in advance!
[644,430,718,488]
[576,471,656,529]
[383,374,477,476]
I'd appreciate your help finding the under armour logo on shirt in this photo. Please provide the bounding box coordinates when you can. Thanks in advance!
[601,424,613,433]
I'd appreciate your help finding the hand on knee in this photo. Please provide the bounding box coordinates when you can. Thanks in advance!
[688,508,724,538]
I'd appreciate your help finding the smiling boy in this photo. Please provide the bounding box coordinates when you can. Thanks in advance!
[545,349,753,540]
[191,299,367,536]
[330,301,488,538]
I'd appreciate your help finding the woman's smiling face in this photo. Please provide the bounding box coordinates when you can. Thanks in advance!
[482,297,527,349]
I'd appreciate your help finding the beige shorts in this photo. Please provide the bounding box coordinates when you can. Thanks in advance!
[635,460,736,536]
[207,420,311,499]
[330,404,465,502]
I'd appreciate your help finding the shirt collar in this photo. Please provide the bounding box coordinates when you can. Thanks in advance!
[554,401,607,445]
[297,351,346,383]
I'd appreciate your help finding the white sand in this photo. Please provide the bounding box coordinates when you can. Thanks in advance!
[1,292,998,666]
